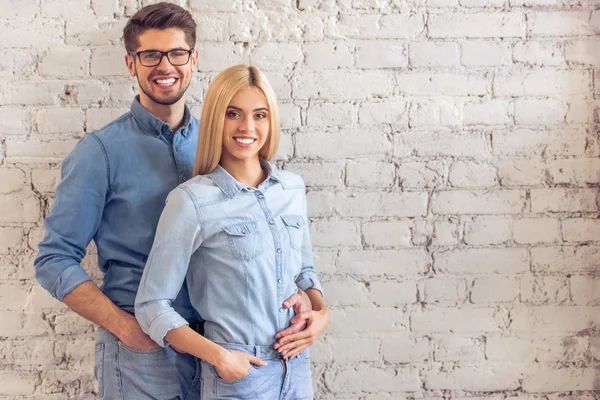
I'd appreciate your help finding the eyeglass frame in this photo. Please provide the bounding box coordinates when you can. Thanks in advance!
[128,48,195,67]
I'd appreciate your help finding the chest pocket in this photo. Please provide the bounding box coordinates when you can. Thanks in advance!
[223,220,264,261]
[281,215,305,251]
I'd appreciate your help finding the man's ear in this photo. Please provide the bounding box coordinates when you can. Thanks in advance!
[190,49,198,71]
[125,54,136,77]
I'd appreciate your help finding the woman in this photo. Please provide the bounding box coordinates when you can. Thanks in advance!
[135,64,328,399]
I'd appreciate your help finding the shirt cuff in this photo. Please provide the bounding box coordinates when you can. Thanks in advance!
[51,265,93,301]
[148,310,189,348]
[296,272,324,297]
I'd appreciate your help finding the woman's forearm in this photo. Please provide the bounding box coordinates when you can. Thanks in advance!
[165,326,228,366]
[305,288,326,312]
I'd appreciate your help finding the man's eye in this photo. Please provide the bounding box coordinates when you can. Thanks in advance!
[170,51,186,57]
[143,52,161,60]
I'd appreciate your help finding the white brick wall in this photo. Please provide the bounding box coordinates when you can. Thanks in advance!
[1,0,599,398]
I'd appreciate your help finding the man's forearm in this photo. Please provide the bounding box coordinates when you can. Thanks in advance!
[62,281,133,339]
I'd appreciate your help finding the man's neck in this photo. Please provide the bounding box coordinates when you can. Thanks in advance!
[221,157,266,189]
[139,95,186,131]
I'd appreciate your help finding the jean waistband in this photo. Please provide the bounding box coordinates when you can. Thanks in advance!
[214,342,282,360]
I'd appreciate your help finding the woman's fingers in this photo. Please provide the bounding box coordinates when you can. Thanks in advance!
[246,354,268,366]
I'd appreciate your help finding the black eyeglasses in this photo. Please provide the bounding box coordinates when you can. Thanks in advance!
[129,48,194,67]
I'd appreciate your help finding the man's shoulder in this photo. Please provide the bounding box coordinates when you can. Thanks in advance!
[89,111,135,141]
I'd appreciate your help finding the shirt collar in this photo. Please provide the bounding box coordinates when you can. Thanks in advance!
[130,95,193,138]
[208,160,284,199]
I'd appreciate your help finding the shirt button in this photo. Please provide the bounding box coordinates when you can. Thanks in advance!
[180,176,186,182]
[269,220,275,225]
[276,248,282,254]
[278,279,283,284]
[258,194,264,199]
[279,307,284,313]
[175,146,179,152]
[241,230,247,235]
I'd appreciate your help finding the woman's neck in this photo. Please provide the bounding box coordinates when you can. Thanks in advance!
[220,157,266,188]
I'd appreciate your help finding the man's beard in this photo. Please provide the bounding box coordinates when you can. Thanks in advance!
[137,75,190,106]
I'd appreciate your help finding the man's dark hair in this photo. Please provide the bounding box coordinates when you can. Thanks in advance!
[123,2,197,52]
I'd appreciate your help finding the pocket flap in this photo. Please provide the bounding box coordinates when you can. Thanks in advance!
[223,221,259,236]
[281,214,305,229]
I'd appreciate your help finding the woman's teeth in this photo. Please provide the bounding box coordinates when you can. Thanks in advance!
[235,138,255,144]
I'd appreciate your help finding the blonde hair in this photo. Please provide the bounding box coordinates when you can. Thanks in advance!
[193,64,280,176]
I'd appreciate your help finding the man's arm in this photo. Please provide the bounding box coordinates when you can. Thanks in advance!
[34,135,157,349]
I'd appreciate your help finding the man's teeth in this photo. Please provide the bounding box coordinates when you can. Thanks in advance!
[156,78,176,85]
[235,138,255,144]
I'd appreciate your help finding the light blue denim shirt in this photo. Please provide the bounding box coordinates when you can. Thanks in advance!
[135,163,324,347]
[34,96,199,321]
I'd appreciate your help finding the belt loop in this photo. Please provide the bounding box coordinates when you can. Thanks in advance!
[254,345,260,359]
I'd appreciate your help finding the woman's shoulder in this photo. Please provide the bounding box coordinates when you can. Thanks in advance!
[173,175,224,204]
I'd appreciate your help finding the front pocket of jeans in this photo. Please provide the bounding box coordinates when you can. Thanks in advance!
[223,220,264,260]
[94,343,104,398]
[281,214,305,251]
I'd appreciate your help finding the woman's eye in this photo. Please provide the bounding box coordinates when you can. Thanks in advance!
[226,111,240,118]
[255,113,267,119]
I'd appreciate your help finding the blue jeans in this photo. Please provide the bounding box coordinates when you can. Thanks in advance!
[94,327,201,399]
[201,343,313,400]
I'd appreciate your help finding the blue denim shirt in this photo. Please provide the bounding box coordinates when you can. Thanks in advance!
[34,96,199,321]
[135,164,324,347]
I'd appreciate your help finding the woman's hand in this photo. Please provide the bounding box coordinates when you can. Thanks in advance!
[274,307,329,359]
[215,350,267,382]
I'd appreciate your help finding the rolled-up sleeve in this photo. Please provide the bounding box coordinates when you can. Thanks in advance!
[135,187,202,347]
[295,187,324,296]
[34,134,109,300]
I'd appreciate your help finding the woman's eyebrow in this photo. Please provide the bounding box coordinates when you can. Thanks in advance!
[227,105,268,112]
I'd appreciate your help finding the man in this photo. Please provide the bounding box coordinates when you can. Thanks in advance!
[34,3,325,399]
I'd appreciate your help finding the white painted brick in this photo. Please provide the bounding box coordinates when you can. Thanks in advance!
[0,169,27,194]
[293,71,393,100]
[363,220,412,247]
[409,98,461,127]
[358,99,407,126]
[464,217,512,245]
[278,102,301,130]
[323,279,368,306]
[303,43,352,69]
[562,218,600,242]
[522,366,596,392]
[435,336,484,361]
[419,278,468,305]
[336,192,428,217]
[570,276,600,306]
[461,0,505,6]
[461,41,511,66]
[302,15,325,42]
[284,161,344,187]
[194,15,228,41]
[511,306,600,333]
[40,47,89,78]
[328,308,406,334]
[325,364,420,393]
[42,0,92,18]
[513,218,560,244]
[463,100,512,126]
[306,190,334,218]
[511,0,558,5]
[195,43,246,72]
[313,249,337,275]
[369,280,417,306]
[471,276,519,303]
[335,13,425,39]
[331,337,379,362]
[0,312,49,337]
[565,40,600,65]
[513,41,563,66]
[0,282,30,311]
[5,138,78,164]
[448,161,497,188]
[310,220,360,247]
[409,42,459,67]
[0,0,39,17]
[514,99,565,126]
[432,220,460,246]
[536,336,589,362]
[296,127,390,158]
[0,196,40,224]
[190,0,242,11]
[53,313,95,335]
[530,188,597,213]
[91,46,128,77]
[28,285,66,311]
[399,132,487,158]
[91,0,119,16]
[339,249,429,277]
[346,161,395,188]
[0,371,36,395]
[425,364,520,391]
[252,43,302,71]
[66,20,126,46]
[532,245,600,274]
[566,98,594,124]
[382,335,430,362]
[498,159,546,187]
[485,335,535,362]
[433,190,525,215]
[36,108,85,134]
[429,13,525,38]
[528,11,599,37]
[397,72,490,96]
[435,248,528,275]
[0,227,23,253]
[494,69,591,96]
[71,80,107,106]
[398,161,446,189]
[492,128,587,157]
[306,102,355,126]
[0,20,63,48]
[356,40,407,69]
[412,308,503,333]
[10,81,67,106]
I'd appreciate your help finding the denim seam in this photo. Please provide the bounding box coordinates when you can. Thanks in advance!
[88,133,112,193]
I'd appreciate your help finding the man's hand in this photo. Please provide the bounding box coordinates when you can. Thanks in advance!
[117,312,161,350]
[273,308,329,359]
[277,289,311,337]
